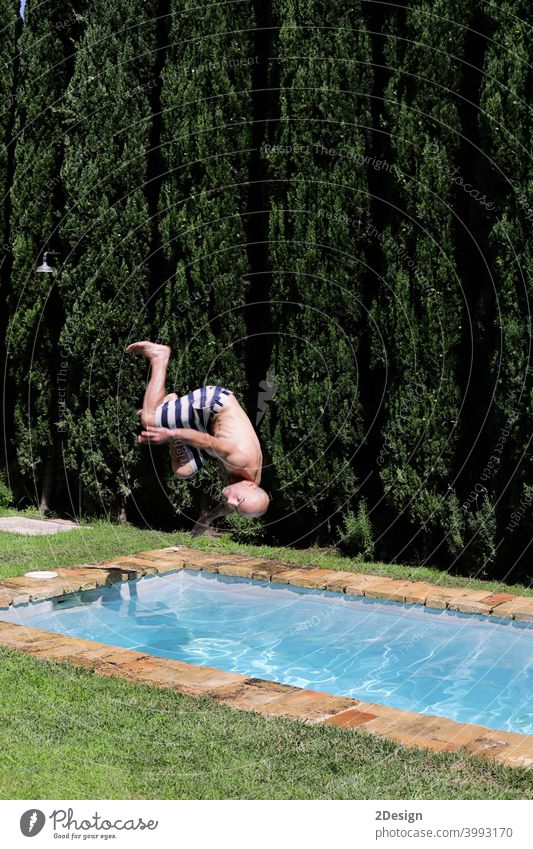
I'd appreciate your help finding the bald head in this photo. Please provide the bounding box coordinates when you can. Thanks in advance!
[222,482,269,518]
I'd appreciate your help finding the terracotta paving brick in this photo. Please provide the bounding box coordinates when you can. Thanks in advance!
[133,662,244,695]
[513,610,533,623]
[150,561,187,574]
[216,559,268,578]
[175,549,240,567]
[359,704,413,722]
[269,566,321,585]
[493,736,533,769]
[425,588,474,610]
[179,667,244,696]
[0,577,31,591]
[130,549,188,563]
[163,552,223,572]
[251,562,296,580]
[320,572,358,592]
[344,575,390,596]
[216,683,294,712]
[24,579,72,602]
[364,579,412,600]
[259,689,356,721]
[365,712,489,750]
[480,592,516,608]
[9,592,31,606]
[461,732,515,760]
[364,721,452,753]
[492,600,533,621]
[402,582,441,605]
[57,567,114,585]
[98,558,159,577]
[448,590,501,615]
[323,708,377,728]
[2,629,61,651]
[29,639,80,659]
[56,575,98,592]
[360,580,424,603]
[76,564,131,580]
[352,710,469,752]
[244,678,301,695]
[283,568,343,589]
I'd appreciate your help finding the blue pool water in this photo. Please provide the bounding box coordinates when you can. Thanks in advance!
[1,569,532,734]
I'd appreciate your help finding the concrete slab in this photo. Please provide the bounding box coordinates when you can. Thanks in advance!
[0,517,82,536]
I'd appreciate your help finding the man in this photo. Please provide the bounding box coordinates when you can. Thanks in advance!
[126,341,269,536]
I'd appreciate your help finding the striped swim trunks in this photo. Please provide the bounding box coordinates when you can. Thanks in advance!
[155,386,233,474]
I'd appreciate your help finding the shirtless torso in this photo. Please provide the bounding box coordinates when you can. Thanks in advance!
[208,394,263,485]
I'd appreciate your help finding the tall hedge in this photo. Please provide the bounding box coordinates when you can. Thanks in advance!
[476,1,532,575]
[5,0,80,511]
[0,0,20,481]
[371,1,475,564]
[0,1,19,268]
[263,0,373,541]
[155,0,255,518]
[58,2,157,518]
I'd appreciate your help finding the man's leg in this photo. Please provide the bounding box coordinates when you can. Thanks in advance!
[125,341,171,427]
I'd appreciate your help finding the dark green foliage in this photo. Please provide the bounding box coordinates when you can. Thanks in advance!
[155,0,255,517]
[0,0,19,483]
[5,0,80,510]
[371,0,473,559]
[58,2,158,517]
[339,500,374,560]
[224,511,266,545]
[476,1,532,569]
[264,0,373,539]
[0,0,18,257]
[0,471,13,508]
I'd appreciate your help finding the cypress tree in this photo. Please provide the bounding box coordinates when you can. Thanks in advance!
[0,1,19,269]
[5,0,82,511]
[476,1,532,575]
[155,0,255,519]
[263,0,373,541]
[0,0,20,479]
[372,1,473,562]
[58,2,158,518]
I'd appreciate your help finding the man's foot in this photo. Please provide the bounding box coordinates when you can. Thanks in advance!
[125,341,171,361]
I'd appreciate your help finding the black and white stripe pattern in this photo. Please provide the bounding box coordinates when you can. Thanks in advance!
[155,386,233,474]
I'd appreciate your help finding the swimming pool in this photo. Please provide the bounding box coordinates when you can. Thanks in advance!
[1,568,531,735]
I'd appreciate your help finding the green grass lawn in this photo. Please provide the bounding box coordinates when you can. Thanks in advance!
[1,648,531,800]
[1,508,531,596]
[0,511,531,799]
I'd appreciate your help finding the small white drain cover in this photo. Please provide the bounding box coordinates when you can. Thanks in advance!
[25,571,58,580]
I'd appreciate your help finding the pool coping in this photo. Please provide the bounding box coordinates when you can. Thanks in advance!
[0,546,532,769]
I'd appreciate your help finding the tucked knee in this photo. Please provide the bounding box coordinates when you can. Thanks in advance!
[175,465,196,480]
[140,410,157,428]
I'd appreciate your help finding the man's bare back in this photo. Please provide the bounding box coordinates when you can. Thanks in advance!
[208,393,263,485]
[126,340,269,535]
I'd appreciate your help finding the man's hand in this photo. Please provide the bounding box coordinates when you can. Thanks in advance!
[138,426,172,445]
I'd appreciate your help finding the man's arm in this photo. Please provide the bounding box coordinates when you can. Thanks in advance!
[139,425,234,459]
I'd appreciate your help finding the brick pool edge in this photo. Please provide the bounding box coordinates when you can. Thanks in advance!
[1,546,532,769]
